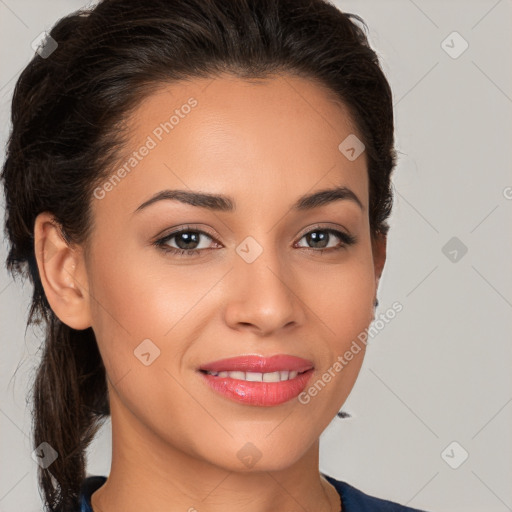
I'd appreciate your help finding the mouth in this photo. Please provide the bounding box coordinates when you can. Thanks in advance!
[197,354,315,406]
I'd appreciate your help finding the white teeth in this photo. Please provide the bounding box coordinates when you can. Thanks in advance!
[263,371,280,382]
[227,371,245,380]
[205,370,304,382]
[245,372,263,381]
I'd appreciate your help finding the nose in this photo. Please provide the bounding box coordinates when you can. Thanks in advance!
[223,241,305,336]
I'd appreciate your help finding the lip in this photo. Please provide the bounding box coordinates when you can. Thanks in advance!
[199,369,314,406]
[198,354,315,406]
[198,354,314,373]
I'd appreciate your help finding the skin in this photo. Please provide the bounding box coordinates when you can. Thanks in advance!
[34,73,386,512]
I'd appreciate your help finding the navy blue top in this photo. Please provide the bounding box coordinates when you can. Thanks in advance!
[79,473,429,511]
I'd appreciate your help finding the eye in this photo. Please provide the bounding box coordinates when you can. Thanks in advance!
[153,224,356,258]
[153,226,218,257]
[295,226,356,253]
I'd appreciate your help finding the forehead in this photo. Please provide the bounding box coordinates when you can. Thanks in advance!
[95,72,368,219]
[129,73,362,153]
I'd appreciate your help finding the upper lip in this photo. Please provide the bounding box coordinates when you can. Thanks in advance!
[199,354,314,373]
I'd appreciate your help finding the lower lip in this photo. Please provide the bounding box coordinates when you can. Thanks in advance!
[199,369,314,406]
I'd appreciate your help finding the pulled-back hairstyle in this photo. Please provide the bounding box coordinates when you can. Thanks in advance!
[1,0,396,510]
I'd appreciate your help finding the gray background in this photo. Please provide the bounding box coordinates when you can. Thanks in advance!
[1,1,511,511]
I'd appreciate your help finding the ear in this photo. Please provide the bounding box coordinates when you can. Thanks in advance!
[372,230,387,291]
[34,212,92,330]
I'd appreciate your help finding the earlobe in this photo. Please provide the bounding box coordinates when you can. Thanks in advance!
[34,212,92,330]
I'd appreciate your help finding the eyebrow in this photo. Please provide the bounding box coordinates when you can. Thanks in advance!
[133,185,363,214]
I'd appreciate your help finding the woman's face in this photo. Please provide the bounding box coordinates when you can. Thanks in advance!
[71,73,385,471]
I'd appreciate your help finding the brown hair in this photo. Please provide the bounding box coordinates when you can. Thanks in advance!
[1,0,396,510]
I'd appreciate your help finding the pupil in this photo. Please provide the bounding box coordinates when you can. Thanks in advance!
[309,231,328,248]
[177,232,199,250]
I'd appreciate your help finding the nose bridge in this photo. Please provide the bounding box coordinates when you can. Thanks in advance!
[235,231,291,296]
[225,231,301,332]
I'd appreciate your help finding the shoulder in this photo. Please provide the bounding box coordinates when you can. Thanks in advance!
[322,473,431,512]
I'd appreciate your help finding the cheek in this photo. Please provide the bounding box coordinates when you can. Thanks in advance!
[297,261,369,430]
[305,250,376,346]
[87,234,193,336]
[299,249,375,411]
[85,240,171,372]
[86,254,192,426]
[86,240,218,390]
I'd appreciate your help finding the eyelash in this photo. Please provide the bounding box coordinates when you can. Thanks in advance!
[153,225,357,258]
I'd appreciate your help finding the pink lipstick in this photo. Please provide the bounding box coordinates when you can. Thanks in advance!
[198,354,314,406]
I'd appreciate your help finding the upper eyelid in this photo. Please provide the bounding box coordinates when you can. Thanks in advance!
[160,226,216,241]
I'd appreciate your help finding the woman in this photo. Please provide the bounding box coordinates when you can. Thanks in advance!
[1,0,431,511]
